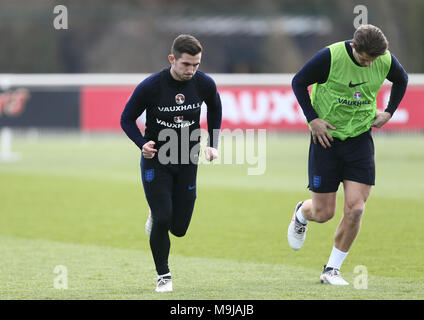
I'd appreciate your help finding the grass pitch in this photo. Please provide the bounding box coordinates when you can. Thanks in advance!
[0,131,423,299]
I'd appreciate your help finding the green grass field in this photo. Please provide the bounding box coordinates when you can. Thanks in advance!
[1,131,423,300]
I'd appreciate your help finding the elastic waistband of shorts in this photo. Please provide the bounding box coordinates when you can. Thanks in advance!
[331,129,371,143]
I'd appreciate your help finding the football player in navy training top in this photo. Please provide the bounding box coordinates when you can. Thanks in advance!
[121,34,222,292]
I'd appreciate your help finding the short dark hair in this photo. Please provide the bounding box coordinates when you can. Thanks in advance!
[353,24,388,57]
[171,34,203,59]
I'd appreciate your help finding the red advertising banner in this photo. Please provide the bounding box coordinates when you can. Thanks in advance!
[80,85,424,132]
[80,86,132,131]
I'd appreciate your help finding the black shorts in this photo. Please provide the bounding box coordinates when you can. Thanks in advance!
[308,130,375,193]
[140,155,198,233]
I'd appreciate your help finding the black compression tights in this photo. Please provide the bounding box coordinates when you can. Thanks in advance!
[149,197,196,275]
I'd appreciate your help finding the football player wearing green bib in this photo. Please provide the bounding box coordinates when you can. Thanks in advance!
[288,24,408,285]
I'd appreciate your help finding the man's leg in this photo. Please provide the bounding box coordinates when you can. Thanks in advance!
[288,133,341,250]
[148,193,173,277]
[320,180,371,285]
[170,197,196,237]
[288,192,337,251]
[141,157,174,278]
[334,180,371,252]
[298,192,337,223]
[170,164,198,237]
[334,130,374,254]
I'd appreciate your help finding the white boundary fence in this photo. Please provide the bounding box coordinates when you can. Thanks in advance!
[1,73,424,87]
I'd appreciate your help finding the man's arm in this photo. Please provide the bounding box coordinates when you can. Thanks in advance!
[372,54,408,128]
[292,48,336,148]
[120,82,149,150]
[206,92,222,148]
[203,79,222,161]
[385,54,408,115]
[291,47,331,122]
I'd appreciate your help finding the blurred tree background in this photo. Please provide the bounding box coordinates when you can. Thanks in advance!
[0,0,422,73]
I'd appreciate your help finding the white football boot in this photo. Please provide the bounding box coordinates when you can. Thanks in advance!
[287,201,308,250]
[320,265,349,285]
[156,274,173,292]
[145,208,152,237]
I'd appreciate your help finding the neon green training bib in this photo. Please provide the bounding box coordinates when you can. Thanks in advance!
[310,41,391,140]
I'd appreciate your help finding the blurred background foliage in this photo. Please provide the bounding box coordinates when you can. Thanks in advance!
[0,0,422,73]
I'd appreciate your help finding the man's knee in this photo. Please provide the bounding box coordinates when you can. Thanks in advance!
[169,211,192,237]
[344,202,365,223]
[169,199,195,237]
[151,210,172,230]
[170,226,187,237]
[312,206,335,223]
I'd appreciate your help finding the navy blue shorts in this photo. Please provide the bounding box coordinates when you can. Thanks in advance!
[308,130,375,193]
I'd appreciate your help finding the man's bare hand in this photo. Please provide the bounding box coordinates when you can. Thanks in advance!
[309,118,336,149]
[371,111,391,128]
[142,141,157,159]
[204,147,218,162]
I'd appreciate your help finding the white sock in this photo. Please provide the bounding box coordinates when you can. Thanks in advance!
[326,246,348,270]
[158,272,171,279]
[295,205,308,225]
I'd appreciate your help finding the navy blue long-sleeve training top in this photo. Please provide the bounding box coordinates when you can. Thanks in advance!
[292,41,409,122]
[120,67,222,154]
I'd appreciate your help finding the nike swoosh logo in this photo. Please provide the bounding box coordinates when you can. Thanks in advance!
[349,81,367,88]
[188,185,196,190]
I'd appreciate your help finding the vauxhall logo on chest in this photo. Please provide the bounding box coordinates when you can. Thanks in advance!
[338,92,371,106]
[156,117,194,128]
[154,93,200,128]
[157,101,202,112]
[336,80,371,107]
[336,82,371,107]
